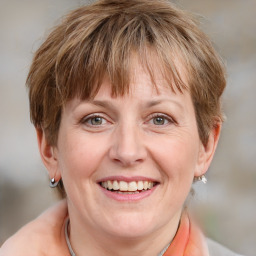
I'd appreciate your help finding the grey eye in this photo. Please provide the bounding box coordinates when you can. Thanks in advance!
[90,117,103,125]
[153,117,166,125]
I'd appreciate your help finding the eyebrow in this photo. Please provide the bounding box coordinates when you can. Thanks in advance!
[86,100,117,113]
[90,100,114,108]
[88,98,183,111]
[144,99,184,110]
[146,100,165,108]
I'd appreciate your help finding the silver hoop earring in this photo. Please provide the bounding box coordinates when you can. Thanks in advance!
[50,178,59,188]
[194,175,207,184]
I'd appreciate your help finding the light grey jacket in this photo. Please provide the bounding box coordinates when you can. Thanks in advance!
[207,239,244,256]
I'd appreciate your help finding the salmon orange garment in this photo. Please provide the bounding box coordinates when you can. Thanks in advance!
[164,213,209,256]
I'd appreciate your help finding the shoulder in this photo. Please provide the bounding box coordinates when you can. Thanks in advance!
[207,238,245,256]
[0,200,69,256]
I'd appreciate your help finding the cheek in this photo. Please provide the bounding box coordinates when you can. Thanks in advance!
[149,135,199,179]
[57,134,104,179]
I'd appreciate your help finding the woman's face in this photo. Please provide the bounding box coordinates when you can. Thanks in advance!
[47,61,216,240]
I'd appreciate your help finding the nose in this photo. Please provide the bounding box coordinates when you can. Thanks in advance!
[109,123,147,167]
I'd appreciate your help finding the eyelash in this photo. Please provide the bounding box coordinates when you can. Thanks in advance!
[80,113,175,127]
[81,114,108,126]
[147,113,175,126]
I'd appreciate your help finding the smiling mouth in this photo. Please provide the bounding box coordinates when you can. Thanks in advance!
[99,180,158,194]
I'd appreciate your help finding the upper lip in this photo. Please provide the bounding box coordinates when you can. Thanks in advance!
[97,176,159,183]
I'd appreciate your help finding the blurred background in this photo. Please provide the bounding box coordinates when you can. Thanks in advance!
[0,0,255,255]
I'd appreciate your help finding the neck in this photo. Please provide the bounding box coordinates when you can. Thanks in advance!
[68,211,182,256]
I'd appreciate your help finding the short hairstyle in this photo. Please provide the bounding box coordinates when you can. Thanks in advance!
[27,0,226,196]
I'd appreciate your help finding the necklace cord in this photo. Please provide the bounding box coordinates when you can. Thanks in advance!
[64,218,171,256]
[65,219,76,256]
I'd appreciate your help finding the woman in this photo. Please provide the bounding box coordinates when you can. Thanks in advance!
[0,0,243,255]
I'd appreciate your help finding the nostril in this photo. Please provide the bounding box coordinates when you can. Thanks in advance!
[108,128,147,165]
[111,155,145,166]
[110,143,147,162]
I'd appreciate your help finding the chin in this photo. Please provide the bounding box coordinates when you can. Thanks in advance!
[102,212,161,239]
[107,225,155,240]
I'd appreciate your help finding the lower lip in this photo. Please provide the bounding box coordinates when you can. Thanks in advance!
[99,185,158,202]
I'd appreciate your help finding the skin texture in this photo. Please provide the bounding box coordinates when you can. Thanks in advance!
[37,60,220,256]
[1,60,220,256]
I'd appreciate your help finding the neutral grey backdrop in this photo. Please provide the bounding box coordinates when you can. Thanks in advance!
[0,0,255,255]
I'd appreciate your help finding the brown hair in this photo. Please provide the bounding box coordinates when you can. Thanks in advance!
[27,0,226,196]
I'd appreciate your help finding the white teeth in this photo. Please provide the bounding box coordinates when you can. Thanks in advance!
[100,180,156,192]
[107,181,113,190]
[128,181,137,192]
[137,181,144,190]
[102,181,108,189]
[119,181,128,191]
[112,180,119,190]
[143,181,148,190]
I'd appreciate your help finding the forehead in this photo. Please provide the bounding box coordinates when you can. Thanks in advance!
[134,53,188,87]
[85,51,189,101]
[132,51,189,90]
[66,57,191,112]
[63,64,195,129]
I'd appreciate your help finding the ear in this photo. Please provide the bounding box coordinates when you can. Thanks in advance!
[195,122,221,177]
[36,128,61,181]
